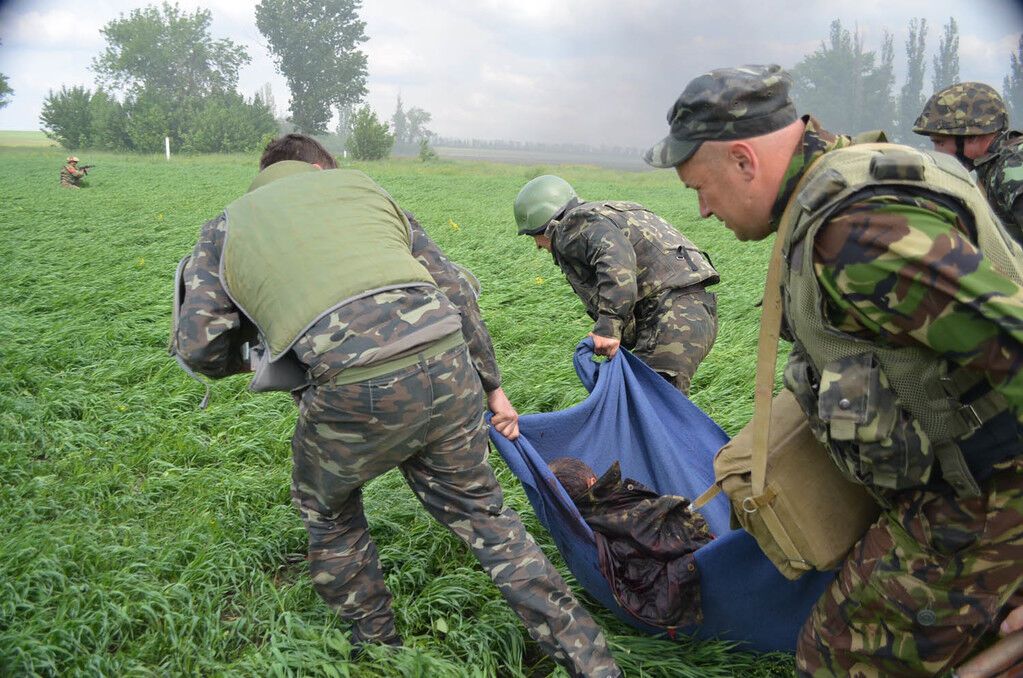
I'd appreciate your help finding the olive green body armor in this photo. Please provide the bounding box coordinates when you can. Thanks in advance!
[221,163,435,360]
[779,143,1023,497]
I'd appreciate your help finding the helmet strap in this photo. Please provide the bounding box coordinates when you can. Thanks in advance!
[954,137,975,171]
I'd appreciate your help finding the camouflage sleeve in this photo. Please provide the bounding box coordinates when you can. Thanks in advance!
[175,213,251,378]
[406,212,501,392]
[557,215,638,339]
[813,195,1023,419]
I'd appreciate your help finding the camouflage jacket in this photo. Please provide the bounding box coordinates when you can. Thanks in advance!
[573,462,713,628]
[60,164,85,185]
[773,116,1023,440]
[546,201,718,342]
[974,129,1023,246]
[175,210,502,392]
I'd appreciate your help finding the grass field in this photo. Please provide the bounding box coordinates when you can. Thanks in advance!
[0,142,788,676]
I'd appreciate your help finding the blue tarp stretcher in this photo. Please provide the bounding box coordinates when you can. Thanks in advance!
[488,339,837,652]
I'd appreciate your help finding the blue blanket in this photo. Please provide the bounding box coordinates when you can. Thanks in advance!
[488,339,836,652]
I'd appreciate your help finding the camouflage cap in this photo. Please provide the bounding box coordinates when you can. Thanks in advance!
[644,64,798,168]
[67,156,79,163]
[912,82,1008,137]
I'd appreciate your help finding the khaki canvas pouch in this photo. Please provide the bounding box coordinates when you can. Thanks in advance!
[693,155,879,580]
[710,389,879,580]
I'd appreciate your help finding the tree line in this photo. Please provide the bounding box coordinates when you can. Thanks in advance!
[790,17,1023,143]
[36,0,424,159]
[27,6,1023,156]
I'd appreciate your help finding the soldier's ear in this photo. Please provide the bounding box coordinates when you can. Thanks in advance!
[727,142,758,181]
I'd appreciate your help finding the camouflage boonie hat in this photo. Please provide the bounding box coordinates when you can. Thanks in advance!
[67,156,79,163]
[644,64,797,168]
[913,82,1008,137]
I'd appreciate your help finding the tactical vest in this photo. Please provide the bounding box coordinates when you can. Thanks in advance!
[552,200,719,301]
[780,143,1023,497]
[221,164,435,360]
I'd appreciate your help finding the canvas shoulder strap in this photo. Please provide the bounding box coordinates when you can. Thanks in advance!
[693,156,826,509]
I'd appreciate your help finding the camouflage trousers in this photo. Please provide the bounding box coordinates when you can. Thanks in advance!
[290,339,620,678]
[796,457,1023,677]
[60,178,81,189]
[630,287,717,395]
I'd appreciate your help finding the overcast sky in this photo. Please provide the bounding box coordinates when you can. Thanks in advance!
[1,0,1022,148]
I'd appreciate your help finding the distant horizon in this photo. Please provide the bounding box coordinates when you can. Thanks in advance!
[2,1,1022,148]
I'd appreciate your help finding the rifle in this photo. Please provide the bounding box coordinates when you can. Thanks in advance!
[79,164,95,172]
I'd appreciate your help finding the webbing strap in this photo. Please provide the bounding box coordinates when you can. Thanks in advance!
[751,159,825,495]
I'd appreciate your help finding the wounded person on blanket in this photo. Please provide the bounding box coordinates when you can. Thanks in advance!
[549,457,714,628]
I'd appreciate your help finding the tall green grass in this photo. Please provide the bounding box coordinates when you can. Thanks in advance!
[0,146,789,676]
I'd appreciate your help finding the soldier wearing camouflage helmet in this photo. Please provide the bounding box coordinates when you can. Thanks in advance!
[173,134,622,677]
[60,155,88,188]
[647,64,1023,676]
[514,174,719,394]
[914,82,1023,245]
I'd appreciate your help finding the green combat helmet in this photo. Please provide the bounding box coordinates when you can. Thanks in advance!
[514,175,577,235]
[913,82,1009,137]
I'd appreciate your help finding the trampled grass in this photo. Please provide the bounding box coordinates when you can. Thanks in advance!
[0,145,790,676]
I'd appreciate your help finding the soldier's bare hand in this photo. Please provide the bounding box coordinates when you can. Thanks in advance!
[487,387,520,440]
[1002,605,1023,635]
[588,332,621,358]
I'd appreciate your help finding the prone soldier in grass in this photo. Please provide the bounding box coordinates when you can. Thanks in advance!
[513,174,719,394]
[172,134,622,677]
[646,64,1023,676]
[914,81,1023,247]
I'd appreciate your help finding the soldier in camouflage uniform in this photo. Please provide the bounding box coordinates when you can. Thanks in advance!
[173,134,621,678]
[913,82,1023,246]
[646,64,1023,676]
[549,457,713,629]
[60,155,87,188]
[514,175,719,394]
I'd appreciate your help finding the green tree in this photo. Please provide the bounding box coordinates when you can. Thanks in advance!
[0,73,11,110]
[0,40,12,110]
[335,103,355,143]
[790,19,895,134]
[92,2,249,101]
[346,105,393,160]
[391,94,408,144]
[181,93,277,153]
[1004,34,1023,121]
[405,106,432,143]
[256,0,368,134]
[89,90,131,151]
[40,86,94,150]
[931,17,960,93]
[897,17,928,144]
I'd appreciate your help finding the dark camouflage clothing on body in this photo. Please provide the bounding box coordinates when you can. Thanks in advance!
[571,462,713,629]
[175,187,620,677]
[60,163,86,188]
[771,117,1023,677]
[975,129,1023,247]
[546,200,719,393]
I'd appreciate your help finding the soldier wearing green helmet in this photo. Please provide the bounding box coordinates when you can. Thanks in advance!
[914,82,1023,245]
[514,174,719,394]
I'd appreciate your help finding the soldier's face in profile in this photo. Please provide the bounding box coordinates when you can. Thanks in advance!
[929,135,957,156]
[675,144,773,241]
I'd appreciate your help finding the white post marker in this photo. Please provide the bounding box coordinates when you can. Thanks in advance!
[165,136,171,160]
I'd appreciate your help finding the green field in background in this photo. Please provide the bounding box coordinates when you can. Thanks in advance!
[0,146,786,676]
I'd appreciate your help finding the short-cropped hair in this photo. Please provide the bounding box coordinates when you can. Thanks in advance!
[259,133,337,170]
[549,457,597,500]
